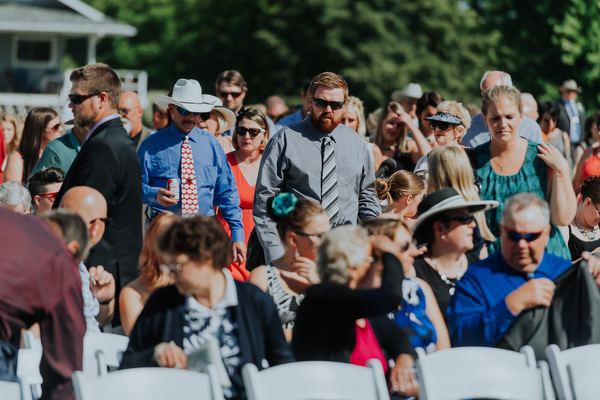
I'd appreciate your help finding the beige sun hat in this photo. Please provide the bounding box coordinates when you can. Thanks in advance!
[154,79,217,113]
[391,83,423,101]
[559,79,582,93]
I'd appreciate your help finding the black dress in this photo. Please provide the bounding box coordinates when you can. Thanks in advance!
[567,225,600,260]
[414,253,478,325]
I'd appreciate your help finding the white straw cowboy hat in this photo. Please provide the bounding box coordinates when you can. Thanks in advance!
[154,79,217,113]
[391,83,423,101]
[559,79,582,93]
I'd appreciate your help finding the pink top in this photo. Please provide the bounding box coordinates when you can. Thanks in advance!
[349,319,388,374]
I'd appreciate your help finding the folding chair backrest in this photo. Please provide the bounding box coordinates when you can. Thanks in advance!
[546,343,600,400]
[82,332,129,376]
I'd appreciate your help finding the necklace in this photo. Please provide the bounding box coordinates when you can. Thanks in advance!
[575,218,597,240]
[490,157,506,171]
[430,256,466,295]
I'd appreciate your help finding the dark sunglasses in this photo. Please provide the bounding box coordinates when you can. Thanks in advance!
[38,191,59,201]
[68,92,105,105]
[198,112,211,121]
[429,121,456,131]
[398,238,420,253]
[174,106,200,116]
[312,98,345,110]
[218,90,243,99]
[237,126,265,138]
[89,217,112,226]
[503,228,544,243]
[445,214,475,225]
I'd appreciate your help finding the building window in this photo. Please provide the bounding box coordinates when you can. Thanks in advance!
[12,37,57,67]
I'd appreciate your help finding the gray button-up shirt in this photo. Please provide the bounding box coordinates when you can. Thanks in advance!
[253,118,381,262]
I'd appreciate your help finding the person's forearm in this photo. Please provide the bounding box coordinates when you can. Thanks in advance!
[549,173,576,226]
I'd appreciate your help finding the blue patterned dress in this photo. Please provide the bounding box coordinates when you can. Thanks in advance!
[394,278,437,353]
[468,141,570,259]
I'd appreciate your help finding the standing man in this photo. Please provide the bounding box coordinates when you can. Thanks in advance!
[254,72,381,262]
[276,79,312,129]
[557,79,585,152]
[119,91,151,151]
[139,78,246,264]
[461,70,543,148]
[53,63,143,293]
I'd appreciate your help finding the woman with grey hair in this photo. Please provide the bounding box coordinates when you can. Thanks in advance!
[292,225,418,398]
[0,181,31,214]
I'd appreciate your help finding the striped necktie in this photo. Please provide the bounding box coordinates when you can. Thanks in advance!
[181,136,199,218]
[321,135,339,226]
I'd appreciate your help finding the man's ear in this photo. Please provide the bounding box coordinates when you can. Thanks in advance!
[66,240,79,257]
[33,195,42,208]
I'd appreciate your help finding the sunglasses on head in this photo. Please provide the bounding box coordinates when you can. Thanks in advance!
[237,126,265,138]
[429,121,456,131]
[218,90,243,99]
[68,92,105,105]
[502,227,544,243]
[445,214,475,225]
[173,105,200,116]
[312,98,345,110]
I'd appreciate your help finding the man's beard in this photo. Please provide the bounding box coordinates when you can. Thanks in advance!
[74,114,95,130]
[310,111,340,133]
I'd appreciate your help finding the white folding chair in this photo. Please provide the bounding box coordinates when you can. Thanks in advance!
[242,359,390,400]
[0,380,21,400]
[415,346,554,400]
[19,331,43,400]
[82,332,129,376]
[72,366,224,400]
[546,343,600,400]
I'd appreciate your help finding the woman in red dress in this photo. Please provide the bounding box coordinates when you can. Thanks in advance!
[218,108,270,280]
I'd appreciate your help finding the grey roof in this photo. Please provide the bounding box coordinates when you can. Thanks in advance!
[0,0,136,36]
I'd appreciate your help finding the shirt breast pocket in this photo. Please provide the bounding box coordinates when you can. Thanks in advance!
[196,165,218,189]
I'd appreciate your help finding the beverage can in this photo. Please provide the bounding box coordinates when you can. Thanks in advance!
[167,179,179,200]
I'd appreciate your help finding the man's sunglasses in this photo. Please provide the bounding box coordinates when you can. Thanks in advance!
[68,92,106,105]
[38,191,59,201]
[237,126,265,138]
[502,227,544,243]
[429,121,456,131]
[174,105,201,116]
[218,90,243,99]
[312,98,345,110]
[445,214,475,225]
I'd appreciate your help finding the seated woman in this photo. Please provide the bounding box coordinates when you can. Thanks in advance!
[412,188,498,324]
[559,175,600,260]
[120,215,294,399]
[249,193,327,341]
[362,218,450,353]
[119,212,177,336]
[376,169,425,225]
[292,226,418,398]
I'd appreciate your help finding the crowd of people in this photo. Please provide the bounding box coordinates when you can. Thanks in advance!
[2,64,600,400]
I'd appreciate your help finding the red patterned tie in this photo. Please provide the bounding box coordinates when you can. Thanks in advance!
[181,136,199,218]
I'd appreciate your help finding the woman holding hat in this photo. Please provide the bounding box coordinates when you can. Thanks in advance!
[217,108,270,280]
[467,85,575,259]
[412,188,498,323]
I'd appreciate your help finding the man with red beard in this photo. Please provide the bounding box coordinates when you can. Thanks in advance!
[253,72,381,263]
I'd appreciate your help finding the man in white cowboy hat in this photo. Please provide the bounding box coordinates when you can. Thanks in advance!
[557,79,585,149]
[391,83,423,125]
[448,193,600,351]
[461,70,543,148]
[138,79,246,264]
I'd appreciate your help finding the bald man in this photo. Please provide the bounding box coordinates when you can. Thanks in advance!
[461,70,543,148]
[119,91,151,150]
[60,186,115,331]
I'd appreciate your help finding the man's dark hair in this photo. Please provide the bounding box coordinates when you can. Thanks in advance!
[28,167,65,198]
[39,209,91,263]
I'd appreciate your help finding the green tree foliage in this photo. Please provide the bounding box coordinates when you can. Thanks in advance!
[85,0,497,111]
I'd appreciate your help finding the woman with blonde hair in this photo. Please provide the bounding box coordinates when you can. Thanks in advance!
[119,212,176,336]
[1,113,21,172]
[428,145,495,258]
[373,101,432,171]
[376,170,426,224]
[343,96,383,170]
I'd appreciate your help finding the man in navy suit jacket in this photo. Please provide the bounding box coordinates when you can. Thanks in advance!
[54,63,143,299]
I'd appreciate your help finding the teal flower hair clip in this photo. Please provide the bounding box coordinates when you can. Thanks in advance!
[272,193,298,217]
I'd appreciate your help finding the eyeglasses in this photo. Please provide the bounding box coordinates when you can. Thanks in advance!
[173,106,200,116]
[89,217,111,226]
[295,231,326,240]
[502,228,544,243]
[38,191,59,201]
[429,121,456,131]
[47,123,61,132]
[445,214,475,225]
[218,90,243,99]
[237,126,265,138]
[160,263,183,274]
[68,92,106,105]
[593,203,600,217]
[198,112,211,121]
[312,98,345,110]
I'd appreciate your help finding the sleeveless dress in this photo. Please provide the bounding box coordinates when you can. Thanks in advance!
[218,152,256,280]
[468,141,570,259]
[394,278,437,353]
[265,264,304,329]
